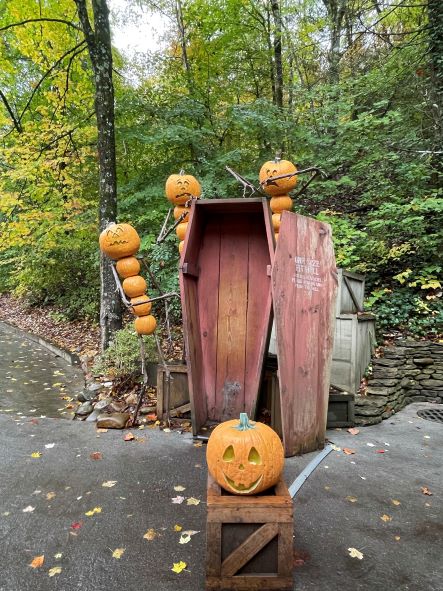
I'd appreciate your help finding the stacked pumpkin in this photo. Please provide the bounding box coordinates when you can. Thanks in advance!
[99,223,157,336]
[206,413,284,496]
[259,157,298,240]
[165,170,202,254]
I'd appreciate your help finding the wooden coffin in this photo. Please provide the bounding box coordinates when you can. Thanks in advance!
[179,199,275,435]
[272,211,338,456]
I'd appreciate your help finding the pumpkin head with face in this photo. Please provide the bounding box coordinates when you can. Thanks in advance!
[99,223,141,260]
[259,158,298,197]
[206,413,284,495]
[165,170,202,205]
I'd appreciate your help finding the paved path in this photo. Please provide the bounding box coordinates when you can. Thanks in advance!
[0,323,442,591]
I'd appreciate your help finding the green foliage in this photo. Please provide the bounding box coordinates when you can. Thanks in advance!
[92,325,158,377]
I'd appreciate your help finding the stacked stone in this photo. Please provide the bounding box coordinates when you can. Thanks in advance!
[354,340,443,426]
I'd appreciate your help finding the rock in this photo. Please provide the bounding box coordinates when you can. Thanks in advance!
[355,406,385,417]
[140,405,157,415]
[94,398,112,411]
[383,347,406,358]
[373,368,399,378]
[403,370,421,376]
[382,409,394,420]
[366,386,397,396]
[76,401,93,416]
[434,374,443,380]
[369,379,398,387]
[373,358,403,367]
[109,401,127,412]
[354,396,388,407]
[103,381,113,387]
[87,382,103,393]
[413,358,434,366]
[354,415,383,426]
[86,409,100,422]
[421,379,443,388]
[400,377,417,389]
[125,393,138,406]
[96,412,130,429]
[422,368,436,374]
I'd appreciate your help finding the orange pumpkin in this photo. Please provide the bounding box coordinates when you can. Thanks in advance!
[270,195,292,214]
[134,315,157,335]
[178,240,185,254]
[206,413,284,495]
[116,256,140,279]
[122,275,147,298]
[99,223,140,260]
[165,171,201,205]
[176,222,188,241]
[259,158,297,197]
[130,295,152,317]
[173,205,190,221]
[272,213,281,232]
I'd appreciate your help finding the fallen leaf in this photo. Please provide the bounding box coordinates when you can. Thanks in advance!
[29,555,44,569]
[71,522,82,530]
[31,452,41,458]
[22,506,35,513]
[143,528,158,541]
[48,567,62,577]
[172,496,185,504]
[163,428,171,433]
[44,443,55,449]
[331,444,341,451]
[54,553,63,559]
[174,525,183,532]
[343,448,355,455]
[146,413,157,421]
[193,441,203,448]
[347,428,360,435]
[171,561,187,573]
[293,548,310,568]
[174,485,186,492]
[366,443,375,447]
[96,428,108,433]
[179,533,191,544]
[348,548,363,560]
[391,499,401,506]
[102,481,117,488]
[90,452,102,461]
[376,449,386,454]
[112,548,125,559]
[395,536,401,541]
[346,496,358,503]
[381,514,392,522]
[421,486,433,496]
[187,497,200,506]
[46,492,56,500]
[85,507,102,517]
[123,433,135,441]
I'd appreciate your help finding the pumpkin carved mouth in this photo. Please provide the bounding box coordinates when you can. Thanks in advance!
[223,474,263,494]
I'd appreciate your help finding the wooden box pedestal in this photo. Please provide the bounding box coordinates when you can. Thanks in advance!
[206,475,294,590]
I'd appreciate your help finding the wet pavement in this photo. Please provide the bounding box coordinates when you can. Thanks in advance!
[0,323,84,418]
[0,322,442,591]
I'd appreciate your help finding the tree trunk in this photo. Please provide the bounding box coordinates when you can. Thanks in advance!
[428,0,443,175]
[74,0,122,350]
[323,0,346,84]
[271,0,283,109]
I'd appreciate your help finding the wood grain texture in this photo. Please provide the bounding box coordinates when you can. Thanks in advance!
[221,523,279,576]
[206,575,293,590]
[272,211,338,456]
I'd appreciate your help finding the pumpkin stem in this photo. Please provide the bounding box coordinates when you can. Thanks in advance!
[179,168,185,175]
[234,413,255,431]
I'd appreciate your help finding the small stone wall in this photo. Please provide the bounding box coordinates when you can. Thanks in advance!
[354,340,443,426]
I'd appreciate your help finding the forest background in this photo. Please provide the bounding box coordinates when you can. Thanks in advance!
[0,0,442,352]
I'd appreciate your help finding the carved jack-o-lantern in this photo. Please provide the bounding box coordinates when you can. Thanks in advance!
[99,223,141,260]
[259,158,298,197]
[165,170,202,205]
[206,413,284,495]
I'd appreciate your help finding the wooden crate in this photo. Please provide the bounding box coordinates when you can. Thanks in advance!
[156,364,191,419]
[206,475,293,590]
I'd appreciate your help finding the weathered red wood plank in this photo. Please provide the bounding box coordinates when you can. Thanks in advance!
[216,214,249,420]
[272,211,337,456]
[198,218,221,420]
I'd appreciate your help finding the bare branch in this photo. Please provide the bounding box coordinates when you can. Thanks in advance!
[0,89,22,133]
[0,18,82,32]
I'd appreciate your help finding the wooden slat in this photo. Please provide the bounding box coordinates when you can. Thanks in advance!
[277,523,293,576]
[206,575,293,590]
[221,523,279,576]
[272,211,338,456]
[216,215,249,420]
[207,508,293,524]
[206,523,222,576]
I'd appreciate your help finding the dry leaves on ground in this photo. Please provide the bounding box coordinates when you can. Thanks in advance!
[29,556,44,569]
[348,548,364,560]
[171,561,187,573]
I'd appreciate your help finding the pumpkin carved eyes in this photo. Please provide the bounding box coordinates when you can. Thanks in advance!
[222,445,262,465]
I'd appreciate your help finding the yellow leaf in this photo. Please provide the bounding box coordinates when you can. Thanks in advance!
[143,528,157,541]
[395,536,401,541]
[54,553,63,559]
[174,525,183,532]
[29,555,44,568]
[187,497,200,506]
[112,548,125,559]
[381,514,392,522]
[48,567,62,577]
[348,548,363,560]
[391,499,401,506]
[174,485,186,492]
[46,492,56,500]
[102,481,117,488]
[171,561,187,573]
[85,507,102,517]
[31,452,41,458]
[346,496,358,503]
